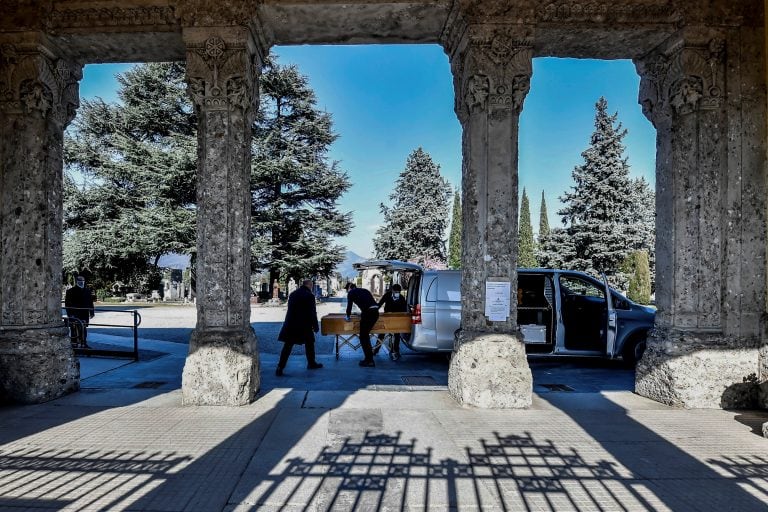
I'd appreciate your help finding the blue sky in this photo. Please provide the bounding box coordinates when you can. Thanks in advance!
[76,45,656,258]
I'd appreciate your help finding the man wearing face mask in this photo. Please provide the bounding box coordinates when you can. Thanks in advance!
[375,283,408,360]
[65,275,95,347]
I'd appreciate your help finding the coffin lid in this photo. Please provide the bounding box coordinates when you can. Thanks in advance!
[352,259,423,273]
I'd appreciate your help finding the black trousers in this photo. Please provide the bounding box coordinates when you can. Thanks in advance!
[68,318,89,345]
[359,308,379,361]
[377,332,401,353]
[278,341,316,368]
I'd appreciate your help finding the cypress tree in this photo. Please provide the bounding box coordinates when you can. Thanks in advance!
[539,190,550,238]
[373,148,451,266]
[627,250,652,304]
[629,177,656,290]
[448,189,462,269]
[518,188,537,267]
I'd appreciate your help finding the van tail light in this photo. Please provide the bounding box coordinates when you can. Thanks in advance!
[411,304,422,324]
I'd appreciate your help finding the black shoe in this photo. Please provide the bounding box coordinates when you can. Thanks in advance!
[358,360,375,367]
[275,367,284,376]
[307,362,324,370]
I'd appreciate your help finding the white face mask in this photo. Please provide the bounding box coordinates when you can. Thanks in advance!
[76,281,85,288]
[392,292,400,299]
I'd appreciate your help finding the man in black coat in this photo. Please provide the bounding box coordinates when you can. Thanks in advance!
[345,282,379,367]
[65,275,95,347]
[375,283,408,360]
[276,279,323,376]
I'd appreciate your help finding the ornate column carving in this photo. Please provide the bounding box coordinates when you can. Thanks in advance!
[442,19,533,408]
[636,37,726,331]
[634,29,766,408]
[180,25,264,406]
[0,34,81,403]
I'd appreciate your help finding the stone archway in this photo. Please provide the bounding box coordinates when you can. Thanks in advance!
[0,0,765,410]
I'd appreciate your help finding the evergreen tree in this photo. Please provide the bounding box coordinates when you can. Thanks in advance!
[251,55,352,290]
[448,189,462,269]
[373,148,451,266]
[629,176,656,289]
[539,190,550,238]
[63,62,196,290]
[539,97,638,286]
[518,188,537,267]
[627,250,652,304]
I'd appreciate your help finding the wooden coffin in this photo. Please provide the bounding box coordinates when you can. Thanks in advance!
[321,312,412,336]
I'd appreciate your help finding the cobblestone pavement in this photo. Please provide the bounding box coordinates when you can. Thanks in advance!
[1,305,766,511]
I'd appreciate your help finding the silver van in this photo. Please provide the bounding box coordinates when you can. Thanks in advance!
[353,260,655,364]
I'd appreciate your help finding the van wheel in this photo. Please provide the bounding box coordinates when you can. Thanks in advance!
[622,335,647,366]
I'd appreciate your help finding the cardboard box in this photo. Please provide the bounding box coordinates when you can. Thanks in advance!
[321,312,411,336]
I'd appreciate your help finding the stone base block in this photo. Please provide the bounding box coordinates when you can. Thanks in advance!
[182,327,260,406]
[635,330,760,409]
[448,332,532,408]
[0,325,79,404]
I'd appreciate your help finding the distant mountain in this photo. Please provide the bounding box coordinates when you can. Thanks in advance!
[157,253,191,270]
[335,250,367,279]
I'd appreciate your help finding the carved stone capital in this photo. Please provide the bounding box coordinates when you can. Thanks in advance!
[447,25,533,122]
[635,36,725,127]
[184,31,260,117]
[0,42,81,129]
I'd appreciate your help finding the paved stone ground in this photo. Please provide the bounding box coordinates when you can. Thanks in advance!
[1,305,766,511]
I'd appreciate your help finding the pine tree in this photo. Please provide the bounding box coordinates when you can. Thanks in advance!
[518,188,537,267]
[448,189,462,269]
[539,97,638,286]
[251,55,352,290]
[63,62,197,290]
[373,148,451,266]
[539,190,550,238]
[627,250,651,304]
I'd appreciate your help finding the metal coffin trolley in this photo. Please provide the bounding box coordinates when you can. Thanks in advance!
[321,312,412,359]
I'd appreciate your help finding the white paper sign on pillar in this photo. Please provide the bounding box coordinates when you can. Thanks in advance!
[485,281,510,322]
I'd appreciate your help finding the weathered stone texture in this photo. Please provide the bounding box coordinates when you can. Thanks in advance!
[636,330,760,408]
[0,326,78,403]
[448,333,532,408]
[0,35,80,403]
[180,27,262,405]
[442,20,534,408]
[445,24,532,334]
[634,22,767,410]
[182,329,259,406]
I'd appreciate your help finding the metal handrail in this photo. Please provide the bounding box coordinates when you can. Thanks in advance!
[62,305,142,361]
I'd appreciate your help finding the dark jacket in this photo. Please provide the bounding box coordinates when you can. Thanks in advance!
[277,286,319,345]
[378,291,408,313]
[346,287,377,316]
[65,286,94,322]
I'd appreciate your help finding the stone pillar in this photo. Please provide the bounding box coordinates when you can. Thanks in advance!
[0,34,81,403]
[181,26,263,406]
[442,23,533,408]
[635,27,767,408]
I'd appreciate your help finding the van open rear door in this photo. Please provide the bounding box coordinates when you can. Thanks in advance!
[601,272,618,358]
